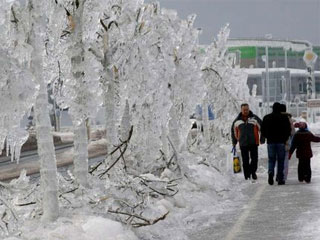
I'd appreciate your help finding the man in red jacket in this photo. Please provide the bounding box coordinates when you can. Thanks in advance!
[231,103,264,180]
[289,122,320,183]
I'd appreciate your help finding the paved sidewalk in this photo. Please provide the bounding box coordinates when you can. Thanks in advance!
[188,154,320,240]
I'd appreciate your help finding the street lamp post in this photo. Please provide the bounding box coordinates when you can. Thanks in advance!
[284,49,288,70]
[281,75,286,100]
[303,49,318,123]
[265,46,270,112]
[303,49,317,99]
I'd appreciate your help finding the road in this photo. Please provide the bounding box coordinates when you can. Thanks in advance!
[188,146,320,240]
[0,144,74,167]
[0,142,106,181]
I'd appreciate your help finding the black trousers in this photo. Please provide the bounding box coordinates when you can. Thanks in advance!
[298,158,311,182]
[240,145,258,179]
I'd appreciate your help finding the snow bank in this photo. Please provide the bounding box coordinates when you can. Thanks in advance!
[82,217,138,240]
[19,216,138,240]
[188,164,229,192]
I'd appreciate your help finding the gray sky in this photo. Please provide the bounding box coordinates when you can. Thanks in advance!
[145,0,320,46]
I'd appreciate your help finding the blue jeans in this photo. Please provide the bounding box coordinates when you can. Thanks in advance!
[267,143,286,182]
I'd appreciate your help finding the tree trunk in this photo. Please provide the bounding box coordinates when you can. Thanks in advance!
[168,104,180,150]
[120,99,130,141]
[104,77,117,154]
[34,83,59,222]
[70,0,89,187]
[29,0,59,221]
[202,98,210,144]
[73,121,89,187]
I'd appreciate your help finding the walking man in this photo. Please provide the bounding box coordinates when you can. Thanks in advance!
[231,103,264,180]
[262,102,291,185]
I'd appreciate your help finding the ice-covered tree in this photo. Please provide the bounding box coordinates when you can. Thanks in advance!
[111,4,205,173]
[63,0,92,187]
[0,52,36,163]
[83,0,144,157]
[201,25,252,143]
[0,1,36,163]
[0,0,61,222]
[28,0,61,221]
[49,0,104,187]
[164,13,204,152]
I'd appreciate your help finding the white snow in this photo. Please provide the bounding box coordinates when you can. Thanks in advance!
[227,38,311,52]
[15,216,138,240]
[0,0,320,239]
[243,68,320,77]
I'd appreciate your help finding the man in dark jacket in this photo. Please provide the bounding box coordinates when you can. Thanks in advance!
[289,122,320,183]
[231,103,264,180]
[261,102,291,185]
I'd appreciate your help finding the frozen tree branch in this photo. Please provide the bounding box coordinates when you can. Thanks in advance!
[15,202,36,207]
[137,176,179,197]
[89,126,133,176]
[108,209,169,228]
[59,187,79,197]
[166,136,180,172]
[88,47,103,61]
[0,197,18,221]
[132,211,169,228]
[98,140,130,178]
[10,7,18,25]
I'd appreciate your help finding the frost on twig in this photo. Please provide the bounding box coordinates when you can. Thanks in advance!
[166,136,181,173]
[137,176,179,197]
[101,173,177,228]
[108,209,169,228]
[0,170,40,237]
[89,125,133,177]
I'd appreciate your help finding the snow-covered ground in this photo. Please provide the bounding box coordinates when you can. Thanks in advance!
[1,0,319,238]
[0,142,264,240]
[0,141,241,239]
[0,120,320,240]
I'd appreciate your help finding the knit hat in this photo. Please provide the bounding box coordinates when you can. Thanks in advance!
[294,122,307,129]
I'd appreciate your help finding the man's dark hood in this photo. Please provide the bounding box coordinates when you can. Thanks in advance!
[272,102,281,113]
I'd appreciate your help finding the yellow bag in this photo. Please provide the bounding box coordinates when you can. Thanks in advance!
[231,146,241,173]
[233,155,241,173]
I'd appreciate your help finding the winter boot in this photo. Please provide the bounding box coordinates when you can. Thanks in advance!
[268,173,274,185]
[252,173,257,180]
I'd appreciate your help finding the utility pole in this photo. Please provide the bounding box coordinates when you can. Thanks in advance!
[265,46,270,113]
[303,49,318,123]
[303,49,317,99]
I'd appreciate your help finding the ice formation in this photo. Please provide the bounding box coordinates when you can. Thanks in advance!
[0,0,259,238]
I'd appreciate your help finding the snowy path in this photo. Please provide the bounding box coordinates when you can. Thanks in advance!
[188,149,320,240]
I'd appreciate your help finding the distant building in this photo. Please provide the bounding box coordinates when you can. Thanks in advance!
[228,45,320,70]
[243,68,320,102]
[227,39,320,101]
